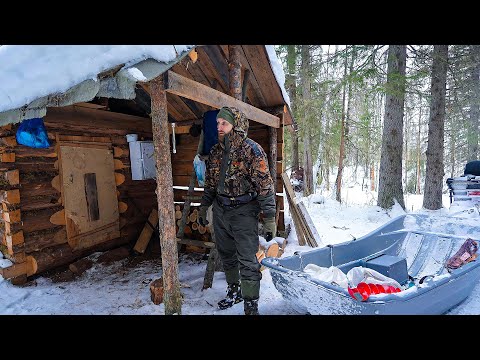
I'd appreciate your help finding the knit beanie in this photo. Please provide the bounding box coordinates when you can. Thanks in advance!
[216,107,235,126]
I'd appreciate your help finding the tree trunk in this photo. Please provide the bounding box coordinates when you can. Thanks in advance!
[423,45,448,210]
[292,132,300,172]
[301,45,314,196]
[467,45,480,161]
[150,75,182,315]
[404,111,409,194]
[377,45,407,210]
[416,102,422,194]
[286,45,300,172]
[335,47,349,202]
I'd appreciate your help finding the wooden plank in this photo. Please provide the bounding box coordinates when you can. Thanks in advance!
[281,172,307,246]
[59,145,119,245]
[84,173,100,221]
[46,106,152,135]
[73,102,107,109]
[238,46,268,107]
[20,197,61,212]
[133,208,159,254]
[9,146,57,158]
[297,201,321,247]
[242,46,285,106]
[172,161,195,177]
[58,134,112,143]
[164,70,280,128]
[195,47,229,93]
[68,221,120,250]
[203,46,230,92]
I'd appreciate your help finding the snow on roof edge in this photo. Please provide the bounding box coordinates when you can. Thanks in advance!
[0,45,194,126]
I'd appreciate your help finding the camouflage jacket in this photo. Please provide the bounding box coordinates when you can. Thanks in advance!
[201,107,276,217]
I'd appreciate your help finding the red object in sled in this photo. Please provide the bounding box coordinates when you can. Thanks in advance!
[348,282,401,301]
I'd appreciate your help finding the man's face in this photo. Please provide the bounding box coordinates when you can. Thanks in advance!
[217,118,233,140]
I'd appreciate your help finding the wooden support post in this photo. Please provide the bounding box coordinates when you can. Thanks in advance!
[268,112,280,230]
[149,74,182,315]
[229,45,242,101]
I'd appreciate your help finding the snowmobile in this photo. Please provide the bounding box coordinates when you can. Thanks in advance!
[446,160,480,217]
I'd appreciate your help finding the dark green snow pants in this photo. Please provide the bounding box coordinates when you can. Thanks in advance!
[213,199,261,299]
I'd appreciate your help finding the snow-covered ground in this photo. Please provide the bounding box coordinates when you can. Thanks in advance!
[2,178,479,315]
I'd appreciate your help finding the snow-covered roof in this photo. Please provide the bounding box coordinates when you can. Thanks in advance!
[0,45,194,125]
[0,45,292,127]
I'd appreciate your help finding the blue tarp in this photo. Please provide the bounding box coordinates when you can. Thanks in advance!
[16,117,50,148]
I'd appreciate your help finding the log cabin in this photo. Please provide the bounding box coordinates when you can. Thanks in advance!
[0,45,295,296]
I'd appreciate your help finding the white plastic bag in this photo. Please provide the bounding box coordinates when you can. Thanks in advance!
[303,264,349,289]
[193,154,206,186]
[346,266,401,289]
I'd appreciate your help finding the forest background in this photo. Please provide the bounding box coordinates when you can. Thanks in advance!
[274,45,478,210]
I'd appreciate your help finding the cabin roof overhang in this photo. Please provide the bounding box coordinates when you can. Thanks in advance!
[0,45,295,128]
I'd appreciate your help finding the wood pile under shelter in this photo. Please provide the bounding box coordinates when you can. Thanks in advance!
[0,45,296,314]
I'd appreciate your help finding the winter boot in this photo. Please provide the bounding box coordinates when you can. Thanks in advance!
[241,279,260,315]
[244,298,259,315]
[217,282,243,310]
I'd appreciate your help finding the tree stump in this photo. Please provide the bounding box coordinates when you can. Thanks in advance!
[150,278,164,305]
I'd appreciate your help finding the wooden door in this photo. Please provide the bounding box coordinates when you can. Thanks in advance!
[58,138,120,250]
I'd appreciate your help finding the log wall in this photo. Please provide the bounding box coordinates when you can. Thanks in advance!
[0,106,156,282]
[0,104,286,282]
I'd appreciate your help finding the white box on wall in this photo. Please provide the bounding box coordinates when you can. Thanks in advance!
[127,134,156,180]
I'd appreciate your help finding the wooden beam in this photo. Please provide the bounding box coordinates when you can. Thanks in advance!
[163,70,280,128]
[73,102,107,110]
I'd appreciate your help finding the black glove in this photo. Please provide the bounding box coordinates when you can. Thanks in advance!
[263,217,276,242]
[198,206,209,227]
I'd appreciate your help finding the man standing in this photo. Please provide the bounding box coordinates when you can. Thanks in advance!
[198,106,276,315]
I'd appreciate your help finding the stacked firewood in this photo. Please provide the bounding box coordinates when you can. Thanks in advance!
[256,236,288,271]
[175,204,212,253]
[174,204,211,238]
